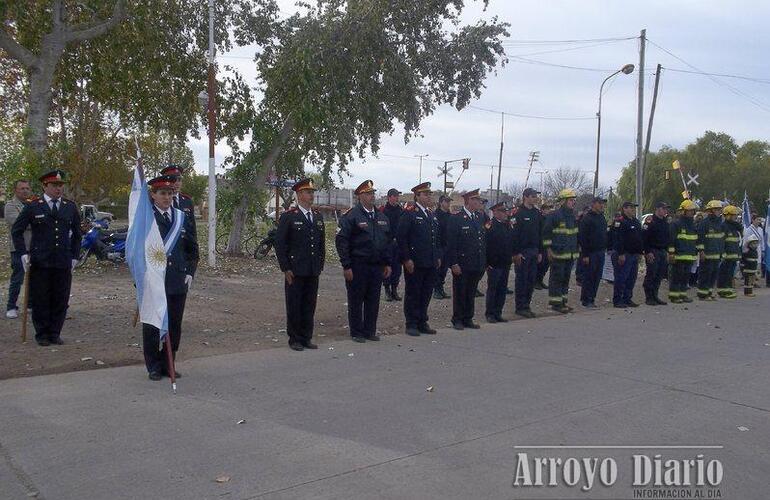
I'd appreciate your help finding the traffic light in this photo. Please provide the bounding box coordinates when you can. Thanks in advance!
[462,158,470,169]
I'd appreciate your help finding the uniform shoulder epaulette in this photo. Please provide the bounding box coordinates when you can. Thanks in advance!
[26,195,40,203]
[62,197,74,204]
[405,204,417,212]
[180,192,192,199]
[287,206,299,213]
[342,207,353,216]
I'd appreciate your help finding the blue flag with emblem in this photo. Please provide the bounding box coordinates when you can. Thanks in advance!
[765,201,770,272]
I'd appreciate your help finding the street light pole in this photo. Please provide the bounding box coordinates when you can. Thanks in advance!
[593,63,634,197]
[206,0,217,267]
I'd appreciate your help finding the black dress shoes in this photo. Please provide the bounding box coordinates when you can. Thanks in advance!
[364,335,381,341]
[352,336,366,343]
[148,372,162,381]
[418,324,437,334]
[289,342,305,351]
[463,322,481,329]
[303,341,319,349]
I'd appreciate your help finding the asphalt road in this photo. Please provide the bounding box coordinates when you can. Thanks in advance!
[1,292,768,500]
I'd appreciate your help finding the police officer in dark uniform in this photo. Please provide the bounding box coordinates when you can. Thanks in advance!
[276,178,325,351]
[611,201,643,308]
[433,195,452,299]
[577,196,607,308]
[140,175,199,380]
[511,187,543,317]
[445,189,486,330]
[380,188,403,301]
[160,164,197,240]
[336,180,392,342]
[397,182,441,336]
[484,202,514,323]
[12,170,81,346]
[642,202,670,305]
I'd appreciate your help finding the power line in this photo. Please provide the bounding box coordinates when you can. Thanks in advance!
[647,39,770,113]
[502,36,637,45]
[504,39,633,58]
[662,67,770,85]
[372,153,594,173]
[467,104,595,121]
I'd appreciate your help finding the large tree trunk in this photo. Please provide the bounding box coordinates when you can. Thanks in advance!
[224,115,294,255]
[26,48,62,155]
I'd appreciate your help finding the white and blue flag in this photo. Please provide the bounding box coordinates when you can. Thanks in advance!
[765,202,770,271]
[741,191,751,230]
[126,159,184,342]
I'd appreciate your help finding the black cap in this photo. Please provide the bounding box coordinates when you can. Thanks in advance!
[522,187,541,197]
[592,196,608,203]
[654,201,669,209]
[439,195,451,203]
[622,201,639,208]
[387,188,401,197]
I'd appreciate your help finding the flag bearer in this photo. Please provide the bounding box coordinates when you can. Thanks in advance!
[142,175,198,380]
[160,164,197,240]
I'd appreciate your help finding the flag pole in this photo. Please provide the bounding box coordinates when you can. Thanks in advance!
[164,336,177,394]
[19,270,30,343]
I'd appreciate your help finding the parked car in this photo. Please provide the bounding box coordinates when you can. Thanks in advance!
[81,204,114,223]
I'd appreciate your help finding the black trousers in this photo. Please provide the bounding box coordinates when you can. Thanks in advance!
[697,259,720,298]
[643,249,668,300]
[385,242,402,288]
[580,250,605,305]
[435,253,449,292]
[514,247,539,311]
[285,275,319,344]
[404,266,437,328]
[536,252,549,283]
[29,266,72,343]
[548,259,574,306]
[142,293,186,374]
[345,261,383,337]
[452,269,483,324]
[485,266,510,318]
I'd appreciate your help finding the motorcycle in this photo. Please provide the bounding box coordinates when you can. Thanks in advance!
[254,222,278,260]
[76,219,127,267]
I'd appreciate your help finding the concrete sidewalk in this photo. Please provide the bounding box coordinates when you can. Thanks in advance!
[1,293,768,499]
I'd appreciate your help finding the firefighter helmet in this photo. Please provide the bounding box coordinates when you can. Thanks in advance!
[557,188,578,200]
[679,199,699,211]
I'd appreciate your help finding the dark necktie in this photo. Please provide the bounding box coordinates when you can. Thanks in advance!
[365,210,372,220]
[173,196,179,209]
[51,199,58,216]
[306,211,312,224]
[163,212,171,225]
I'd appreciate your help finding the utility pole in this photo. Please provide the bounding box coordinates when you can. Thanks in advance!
[415,154,429,183]
[535,170,547,196]
[635,28,646,217]
[642,64,662,180]
[206,0,217,267]
[524,151,540,188]
[495,112,504,203]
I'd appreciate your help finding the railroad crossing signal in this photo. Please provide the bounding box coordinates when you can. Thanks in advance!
[686,172,699,186]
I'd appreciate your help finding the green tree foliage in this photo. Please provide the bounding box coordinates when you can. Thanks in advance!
[616,131,770,213]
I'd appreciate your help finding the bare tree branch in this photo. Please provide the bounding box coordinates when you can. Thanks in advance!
[0,30,38,68]
[66,0,126,44]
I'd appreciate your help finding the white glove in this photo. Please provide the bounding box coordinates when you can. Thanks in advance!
[21,254,30,272]
[185,274,193,291]
[72,259,78,271]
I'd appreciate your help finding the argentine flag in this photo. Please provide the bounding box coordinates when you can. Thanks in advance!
[126,162,170,341]
[741,191,751,230]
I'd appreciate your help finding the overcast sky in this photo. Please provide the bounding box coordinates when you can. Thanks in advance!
[187,0,770,196]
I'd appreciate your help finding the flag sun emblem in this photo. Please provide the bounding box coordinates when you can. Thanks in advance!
[149,246,166,266]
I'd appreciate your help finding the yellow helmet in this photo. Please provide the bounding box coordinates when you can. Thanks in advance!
[679,199,699,211]
[705,199,723,211]
[722,205,740,216]
[558,188,578,200]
